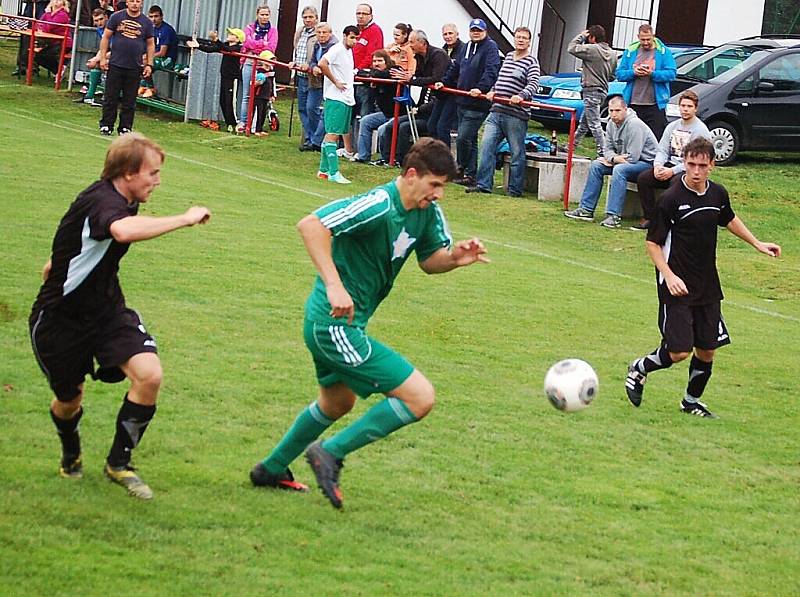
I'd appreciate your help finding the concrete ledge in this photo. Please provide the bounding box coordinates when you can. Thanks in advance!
[501,152,591,202]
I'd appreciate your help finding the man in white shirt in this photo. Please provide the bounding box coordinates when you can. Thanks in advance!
[317,25,359,184]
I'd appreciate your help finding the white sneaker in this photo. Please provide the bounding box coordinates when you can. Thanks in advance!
[336,148,355,160]
[328,172,351,184]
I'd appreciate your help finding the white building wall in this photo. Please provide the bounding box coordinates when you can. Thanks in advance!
[547,0,591,71]
[702,0,766,45]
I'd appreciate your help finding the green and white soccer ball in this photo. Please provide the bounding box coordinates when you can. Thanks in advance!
[544,359,598,412]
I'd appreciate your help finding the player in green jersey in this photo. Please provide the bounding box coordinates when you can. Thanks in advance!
[250,137,489,508]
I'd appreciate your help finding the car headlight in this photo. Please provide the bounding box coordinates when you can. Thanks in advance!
[552,89,581,100]
[665,103,681,118]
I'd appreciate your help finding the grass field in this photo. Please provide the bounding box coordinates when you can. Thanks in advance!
[1,45,799,594]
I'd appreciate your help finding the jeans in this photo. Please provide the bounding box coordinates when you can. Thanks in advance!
[296,75,311,145]
[427,96,458,145]
[573,89,605,154]
[239,60,254,124]
[357,111,389,160]
[307,86,324,146]
[476,112,528,195]
[456,107,488,177]
[579,159,653,216]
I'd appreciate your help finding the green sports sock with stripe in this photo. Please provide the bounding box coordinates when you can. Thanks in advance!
[86,68,101,100]
[318,142,330,174]
[323,141,339,175]
[262,400,335,474]
[322,397,418,459]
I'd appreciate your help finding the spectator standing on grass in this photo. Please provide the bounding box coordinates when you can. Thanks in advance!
[567,25,617,157]
[29,133,211,500]
[238,4,278,134]
[32,0,73,77]
[426,23,465,145]
[306,22,338,152]
[436,18,501,187]
[624,137,780,420]
[466,26,539,198]
[249,138,488,509]
[317,25,360,184]
[564,95,658,228]
[616,24,676,140]
[633,90,710,230]
[352,3,384,118]
[187,28,244,133]
[353,50,395,162]
[98,0,154,136]
[289,6,319,150]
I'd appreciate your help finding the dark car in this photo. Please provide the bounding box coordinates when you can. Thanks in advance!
[666,38,800,165]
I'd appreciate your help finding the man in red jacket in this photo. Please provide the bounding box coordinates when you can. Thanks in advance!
[353,3,383,118]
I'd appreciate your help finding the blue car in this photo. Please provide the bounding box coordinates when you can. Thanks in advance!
[530,46,709,131]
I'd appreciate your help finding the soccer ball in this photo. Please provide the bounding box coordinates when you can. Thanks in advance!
[543,359,599,412]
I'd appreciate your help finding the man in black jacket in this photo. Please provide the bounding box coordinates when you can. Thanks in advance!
[427,23,464,145]
[375,29,450,165]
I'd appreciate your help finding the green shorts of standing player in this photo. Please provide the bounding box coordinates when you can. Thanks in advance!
[250,137,490,508]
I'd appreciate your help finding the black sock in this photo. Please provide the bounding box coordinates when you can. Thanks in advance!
[685,355,713,403]
[634,346,674,374]
[50,407,83,460]
[107,394,156,468]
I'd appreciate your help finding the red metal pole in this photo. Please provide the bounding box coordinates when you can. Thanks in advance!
[388,82,402,166]
[26,29,36,86]
[246,56,257,137]
[564,111,577,210]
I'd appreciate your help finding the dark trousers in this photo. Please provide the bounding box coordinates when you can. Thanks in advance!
[100,65,142,132]
[219,75,239,127]
[254,97,269,132]
[630,103,667,140]
[427,96,458,145]
[379,114,430,163]
[34,44,63,75]
[636,167,680,221]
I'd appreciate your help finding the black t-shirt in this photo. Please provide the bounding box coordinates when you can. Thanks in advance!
[106,10,154,70]
[647,177,735,305]
[32,180,137,319]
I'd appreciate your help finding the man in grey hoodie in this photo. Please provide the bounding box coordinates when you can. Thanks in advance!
[568,25,617,157]
[565,96,658,228]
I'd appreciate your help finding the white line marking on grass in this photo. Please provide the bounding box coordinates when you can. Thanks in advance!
[3,107,796,324]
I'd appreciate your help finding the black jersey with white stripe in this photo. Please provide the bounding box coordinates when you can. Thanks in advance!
[32,179,137,319]
[646,177,735,306]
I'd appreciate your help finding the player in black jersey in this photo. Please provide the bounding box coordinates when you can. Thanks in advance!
[30,133,211,498]
[625,137,781,418]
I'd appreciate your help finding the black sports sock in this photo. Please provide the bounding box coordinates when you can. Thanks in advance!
[107,394,156,467]
[685,355,713,402]
[50,407,83,460]
[634,346,674,374]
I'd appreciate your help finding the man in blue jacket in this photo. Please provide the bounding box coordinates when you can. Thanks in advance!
[436,18,501,186]
[615,24,675,139]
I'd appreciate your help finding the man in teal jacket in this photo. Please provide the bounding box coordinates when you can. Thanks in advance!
[615,24,676,139]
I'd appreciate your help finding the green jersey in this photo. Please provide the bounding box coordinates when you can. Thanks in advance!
[305,180,452,328]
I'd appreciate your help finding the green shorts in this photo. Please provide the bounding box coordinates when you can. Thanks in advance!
[323,99,353,135]
[304,319,414,398]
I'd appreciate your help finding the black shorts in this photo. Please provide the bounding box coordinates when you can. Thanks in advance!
[658,301,731,353]
[29,307,158,402]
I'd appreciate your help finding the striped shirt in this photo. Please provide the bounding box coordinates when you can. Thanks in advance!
[293,26,315,77]
[490,52,540,121]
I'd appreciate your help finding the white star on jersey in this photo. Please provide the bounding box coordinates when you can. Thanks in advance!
[392,227,416,260]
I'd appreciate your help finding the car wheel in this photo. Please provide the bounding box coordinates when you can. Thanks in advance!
[707,121,739,166]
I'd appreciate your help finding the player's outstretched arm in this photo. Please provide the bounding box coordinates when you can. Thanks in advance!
[726,216,781,258]
[419,238,490,274]
[109,206,211,244]
[297,214,355,324]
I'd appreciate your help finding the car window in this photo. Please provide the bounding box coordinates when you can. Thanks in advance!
[679,44,762,81]
[709,50,772,84]
[734,74,755,93]
[758,54,800,91]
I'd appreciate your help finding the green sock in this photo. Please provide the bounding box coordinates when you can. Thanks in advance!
[262,400,335,474]
[324,142,339,175]
[323,397,418,459]
[318,143,329,173]
[86,68,101,99]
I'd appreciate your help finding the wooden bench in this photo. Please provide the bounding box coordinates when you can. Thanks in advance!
[501,153,592,202]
